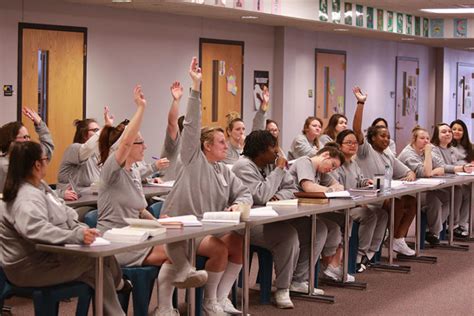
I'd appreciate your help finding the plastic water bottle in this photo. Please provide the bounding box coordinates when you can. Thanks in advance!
[384,164,392,193]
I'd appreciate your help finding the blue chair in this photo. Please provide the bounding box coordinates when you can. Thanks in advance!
[83,209,159,316]
[0,268,92,316]
[148,201,163,219]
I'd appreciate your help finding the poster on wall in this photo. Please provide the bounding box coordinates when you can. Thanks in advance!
[254,0,263,12]
[356,4,363,27]
[430,18,444,38]
[396,13,403,33]
[423,18,429,37]
[415,16,421,36]
[332,0,341,24]
[366,7,374,29]
[344,2,353,25]
[254,70,270,111]
[319,0,329,22]
[406,15,412,34]
[454,18,467,38]
[387,11,394,32]
[234,0,244,9]
[377,9,384,31]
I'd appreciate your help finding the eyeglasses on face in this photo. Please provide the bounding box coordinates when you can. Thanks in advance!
[342,141,358,146]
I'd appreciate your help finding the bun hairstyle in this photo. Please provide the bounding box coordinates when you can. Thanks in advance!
[72,118,98,144]
[225,112,243,136]
[98,119,129,165]
[316,141,346,164]
[0,121,24,155]
[410,125,427,145]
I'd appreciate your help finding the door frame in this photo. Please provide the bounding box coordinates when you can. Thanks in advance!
[199,38,245,117]
[314,48,347,117]
[17,22,88,120]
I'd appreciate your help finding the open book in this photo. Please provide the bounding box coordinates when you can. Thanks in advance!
[157,215,202,227]
[201,212,241,224]
[349,187,380,197]
[103,218,166,243]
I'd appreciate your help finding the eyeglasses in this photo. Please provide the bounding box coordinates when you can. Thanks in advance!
[88,128,100,133]
[342,141,358,146]
[16,135,31,140]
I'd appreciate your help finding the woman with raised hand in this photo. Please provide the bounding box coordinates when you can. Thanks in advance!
[1,141,125,315]
[450,119,474,164]
[431,123,472,238]
[289,143,354,282]
[398,126,450,246]
[162,57,252,315]
[288,116,323,159]
[97,86,180,316]
[0,107,54,193]
[333,129,388,272]
[319,113,348,146]
[352,88,417,256]
[57,106,114,201]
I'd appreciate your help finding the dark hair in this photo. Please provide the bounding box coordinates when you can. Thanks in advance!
[302,116,322,134]
[371,117,388,128]
[431,123,450,147]
[201,126,225,151]
[0,121,24,154]
[98,119,129,165]
[316,142,345,164]
[335,129,357,146]
[242,130,277,159]
[3,141,43,203]
[178,115,185,133]
[72,118,97,144]
[450,119,474,162]
[323,114,348,140]
[266,119,279,129]
[366,125,388,146]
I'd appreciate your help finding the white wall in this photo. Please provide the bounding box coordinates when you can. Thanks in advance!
[0,0,274,158]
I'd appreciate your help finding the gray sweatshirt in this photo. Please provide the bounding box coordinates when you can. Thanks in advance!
[398,144,443,178]
[162,91,252,218]
[160,131,181,181]
[318,134,333,147]
[288,134,319,160]
[252,109,266,131]
[1,181,85,268]
[432,146,462,173]
[223,141,242,165]
[232,157,297,205]
[331,159,371,189]
[0,121,54,193]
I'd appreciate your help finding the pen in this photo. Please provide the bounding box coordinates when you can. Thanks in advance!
[152,156,160,160]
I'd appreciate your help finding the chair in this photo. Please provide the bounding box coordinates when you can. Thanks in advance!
[147,201,164,219]
[0,267,92,316]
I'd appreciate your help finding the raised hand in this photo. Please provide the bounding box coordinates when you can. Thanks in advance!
[134,85,147,108]
[352,86,367,103]
[260,86,270,112]
[170,81,183,101]
[189,57,202,91]
[22,107,42,125]
[103,106,114,126]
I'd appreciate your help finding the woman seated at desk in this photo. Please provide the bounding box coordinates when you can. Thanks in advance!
[1,141,125,315]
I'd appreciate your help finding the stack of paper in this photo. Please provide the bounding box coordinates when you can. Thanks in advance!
[157,215,202,227]
[103,218,166,243]
[406,178,446,185]
[266,199,298,207]
[249,206,279,217]
[147,180,175,188]
[65,237,111,248]
[325,191,351,198]
[202,211,241,224]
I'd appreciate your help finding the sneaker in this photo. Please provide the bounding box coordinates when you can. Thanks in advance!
[425,232,440,245]
[289,281,325,295]
[453,227,469,238]
[202,298,226,316]
[356,255,370,273]
[218,297,241,314]
[172,267,208,289]
[322,265,355,283]
[393,238,415,256]
[150,307,180,316]
[274,289,294,309]
[116,278,133,295]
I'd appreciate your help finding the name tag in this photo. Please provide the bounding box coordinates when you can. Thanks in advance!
[218,173,228,187]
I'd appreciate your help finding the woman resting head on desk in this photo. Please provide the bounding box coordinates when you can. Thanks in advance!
[97,86,188,316]
[289,143,355,282]
[1,141,126,315]
[162,57,252,315]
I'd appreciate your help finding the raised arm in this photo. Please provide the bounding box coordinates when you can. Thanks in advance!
[352,86,367,144]
[115,86,146,165]
[167,81,183,141]
[23,107,55,160]
[252,88,270,131]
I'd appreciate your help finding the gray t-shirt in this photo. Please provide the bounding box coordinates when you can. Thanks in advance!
[319,134,333,147]
[331,159,371,189]
[288,134,319,160]
[398,144,443,178]
[162,91,252,218]
[432,146,462,174]
[232,157,297,205]
[289,156,336,191]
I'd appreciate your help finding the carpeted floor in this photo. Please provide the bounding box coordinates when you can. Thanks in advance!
[4,240,474,315]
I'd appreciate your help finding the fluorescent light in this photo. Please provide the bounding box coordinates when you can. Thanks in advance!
[421,8,474,14]
[241,16,258,19]
[112,0,132,3]
[334,28,349,32]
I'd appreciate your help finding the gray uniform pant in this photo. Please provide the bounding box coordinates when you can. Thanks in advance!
[454,184,471,227]
[351,205,388,255]
[4,254,124,316]
[422,189,450,235]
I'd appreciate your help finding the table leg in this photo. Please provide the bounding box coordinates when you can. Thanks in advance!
[95,257,104,316]
[187,239,196,316]
[242,225,250,315]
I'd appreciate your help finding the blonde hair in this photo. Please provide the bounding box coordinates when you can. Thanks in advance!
[410,125,428,145]
[225,112,243,136]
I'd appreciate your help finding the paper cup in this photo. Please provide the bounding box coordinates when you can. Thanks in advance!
[239,203,251,221]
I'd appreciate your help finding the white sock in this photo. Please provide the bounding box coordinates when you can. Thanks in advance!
[204,271,224,301]
[217,262,242,301]
[367,251,375,260]
[157,263,176,310]
[164,241,192,281]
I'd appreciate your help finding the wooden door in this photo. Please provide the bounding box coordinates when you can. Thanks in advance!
[395,57,419,151]
[19,25,86,184]
[200,39,244,129]
[456,63,474,136]
[315,50,346,128]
